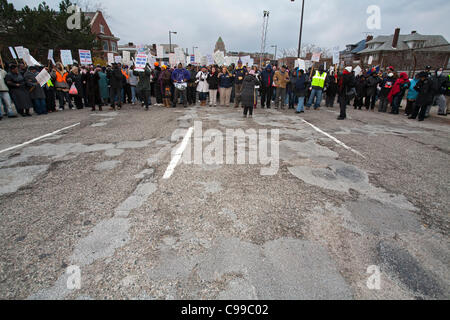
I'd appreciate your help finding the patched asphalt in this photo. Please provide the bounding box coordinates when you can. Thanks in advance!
[0,102,449,300]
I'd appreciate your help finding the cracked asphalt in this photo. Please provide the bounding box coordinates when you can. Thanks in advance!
[0,102,449,300]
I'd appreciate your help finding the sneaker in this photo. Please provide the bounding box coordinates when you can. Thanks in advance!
[58,107,64,111]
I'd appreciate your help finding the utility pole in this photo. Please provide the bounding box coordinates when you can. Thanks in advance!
[271,45,277,61]
[291,0,305,58]
[259,10,270,67]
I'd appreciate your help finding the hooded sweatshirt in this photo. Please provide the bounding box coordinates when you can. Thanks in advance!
[261,65,274,88]
[388,72,409,103]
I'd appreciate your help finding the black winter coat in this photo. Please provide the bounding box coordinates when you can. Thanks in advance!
[107,67,124,89]
[414,78,434,106]
[241,75,258,106]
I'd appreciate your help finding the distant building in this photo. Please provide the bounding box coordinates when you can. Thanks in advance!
[340,37,370,66]
[358,29,450,72]
[215,37,226,53]
[84,11,120,61]
[227,51,274,66]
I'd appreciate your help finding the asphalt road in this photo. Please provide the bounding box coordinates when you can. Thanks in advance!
[0,101,449,300]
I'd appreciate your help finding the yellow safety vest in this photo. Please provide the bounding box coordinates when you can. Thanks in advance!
[311,71,327,88]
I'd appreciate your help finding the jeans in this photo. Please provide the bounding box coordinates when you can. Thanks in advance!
[0,91,16,116]
[32,99,47,115]
[296,96,305,112]
[130,86,137,103]
[339,95,348,118]
[260,86,273,108]
[173,88,187,107]
[307,89,323,109]
[391,93,402,114]
[198,91,208,102]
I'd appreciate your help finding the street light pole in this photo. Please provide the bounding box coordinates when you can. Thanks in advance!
[271,45,278,60]
[169,31,177,53]
[292,0,305,58]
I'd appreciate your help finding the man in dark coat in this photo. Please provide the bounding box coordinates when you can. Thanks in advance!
[107,63,124,110]
[337,67,356,120]
[24,66,47,115]
[86,66,101,111]
[260,64,274,108]
[409,72,435,121]
[365,72,380,110]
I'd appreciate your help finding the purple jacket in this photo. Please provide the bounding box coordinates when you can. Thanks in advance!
[171,68,191,83]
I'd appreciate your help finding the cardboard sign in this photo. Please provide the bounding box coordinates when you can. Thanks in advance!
[78,49,92,65]
[60,50,73,66]
[206,54,214,66]
[295,59,306,71]
[368,56,373,65]
[174,47,185,65]
[354,66,362,76]
[213,51,225,66]
[114,55,122,64]
[311,52,321,62]
[169,53,176,67]
[14,46,24,59]
[107,52,114,65]
[122,51,131,65]
[35,68,51,87]
[9,47,17,59]
[332,46,340,65]
[135,53,148,71]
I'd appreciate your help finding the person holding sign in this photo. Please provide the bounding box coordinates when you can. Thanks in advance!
[306,65,327,110]
[51,63,73,110]
[24,66,47,115]
[172,63,191,108]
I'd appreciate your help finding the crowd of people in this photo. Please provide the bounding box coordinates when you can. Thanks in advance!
[0,58,449,122]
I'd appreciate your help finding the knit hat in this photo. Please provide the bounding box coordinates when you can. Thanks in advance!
[154,62,159,67]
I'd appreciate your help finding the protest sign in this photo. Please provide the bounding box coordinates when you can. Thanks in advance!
[148,55,156,67]
[213,51,225,66]
[194,48,202,64]
[295,59,306,71]
[169,53,176,67]
[311,52,321,62]
[135,53,147,71]
[35,68,51,87]
[78,49,92,65]
[47,49,55,65]
[157,45,164,58]
[23,48,41,66]
[332,46,340,65]
[9,47,17,59]
[60,50,73,66]
[354,65,362,76]
[107,52,114,65]
[200,56,207,66]
[114,55,122,64]
[174,47,185,65]
[368,56,373,65]
[14,46,25,59]
[206,54,214,66]
[240,55,251,66]
[122,51,131,65]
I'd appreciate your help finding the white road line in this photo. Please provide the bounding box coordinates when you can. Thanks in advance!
[301,119,366,159]
[0,122,81,155]
[163,127,194,179]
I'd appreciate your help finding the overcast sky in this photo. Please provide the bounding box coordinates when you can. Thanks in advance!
[13,0,450,56]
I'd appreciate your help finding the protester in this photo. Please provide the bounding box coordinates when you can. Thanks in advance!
[152,62,163,106]
[389,72,410,114]
[172,63,190,108]
[354,73,366,110]
[233,60,247,108]
[24,66,47,115]
[378,72,395,112]
[127,65,138,105]
[260,64,274,109]
[135,63,152,110]
[52,62,73,110]
[365,71,380,111]
[405,74,419,116]
[5,64,32,117]
[0,65,17,119]
[218,66,233,107]
[307,65,327,110]
[273,65,290,110]
[409,71,435,121]
[67,66,84,110]
[337,66,356,120]
[241,69,258,118]
[43,67,56,113]
[107,63,124,110]
[159,65,172,108]
[98,67,109,106]
[85,65,101,111]
[293,69,308,114]
[196,66,209,106]
[325,70,337,108]
[431,67,448,116]
[207,66,219,107]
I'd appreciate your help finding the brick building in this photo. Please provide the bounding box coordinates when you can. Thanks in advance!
[359,29,450,74]
[84,11,120,61]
